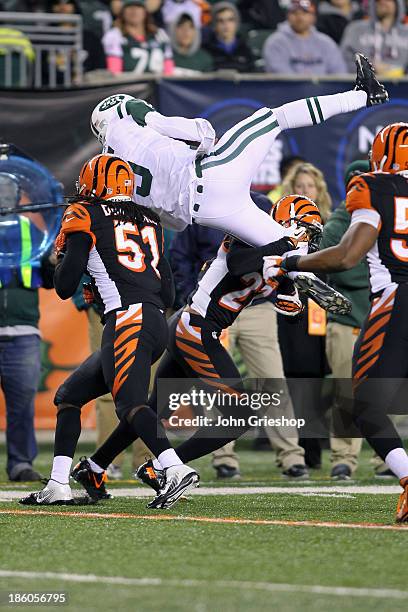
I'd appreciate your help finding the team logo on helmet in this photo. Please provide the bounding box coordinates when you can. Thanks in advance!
[77,154,134,201]
[99,95,128,112]
[370,122,408,173]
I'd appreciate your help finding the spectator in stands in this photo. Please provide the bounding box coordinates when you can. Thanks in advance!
[238,0,286,30]
[0,27,34,87]
[170,12,213,73]
[103,0,174,75]
[263,0,347,75]
[77,1,113,39]
[317,0,363,45]
[204,1,255,72]
[341,0,408,76]
[47,0,106,77]
[162,0,202,29]
[278,162,332,468]
[267,155,305,206]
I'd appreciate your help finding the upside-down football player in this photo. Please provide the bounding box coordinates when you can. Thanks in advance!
[90,54,388,310]
[263,123,408,523]
[20,154,199,510]
[52,195,349,501]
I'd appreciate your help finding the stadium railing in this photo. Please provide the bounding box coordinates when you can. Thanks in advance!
[0,11,83,88]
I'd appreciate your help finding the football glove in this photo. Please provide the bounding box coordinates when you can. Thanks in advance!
[263,255,285,287]
[54,230,66,258]
[82,283,95,305]
[272,283,304,317]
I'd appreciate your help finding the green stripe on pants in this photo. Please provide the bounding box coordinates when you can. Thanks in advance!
[206,110,273,159]
[200,120,279,171]
[306,98,317,125]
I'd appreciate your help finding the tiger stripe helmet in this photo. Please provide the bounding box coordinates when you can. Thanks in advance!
[77,154,134,201]
[370,123,408,173]
[272,194,323,252]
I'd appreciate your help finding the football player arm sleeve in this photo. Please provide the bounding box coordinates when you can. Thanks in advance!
[157,256,175,309]
[54,233,92,300]
[145,112,216,155]
[227,237,295,276]
[283,223,378,273]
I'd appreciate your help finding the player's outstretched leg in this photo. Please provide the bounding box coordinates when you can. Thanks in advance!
[20,352,108,506]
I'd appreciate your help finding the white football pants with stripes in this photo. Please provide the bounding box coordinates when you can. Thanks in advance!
[192,89,367,247]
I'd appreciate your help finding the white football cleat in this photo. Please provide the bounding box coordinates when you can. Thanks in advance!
[19,479,74,506]
[147,464,199,509]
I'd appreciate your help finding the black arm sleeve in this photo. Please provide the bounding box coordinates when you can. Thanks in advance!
[40,248,56,289]
[54,232,92,300]
[226,237,295,276]
[158,255,175,309]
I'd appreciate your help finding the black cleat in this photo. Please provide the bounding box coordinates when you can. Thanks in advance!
[282,464,310,480]
[215,465,241,480]
[135,460,164,494]
[355,53,389,107]
[331,464,352,481]
[71,457,111,501]
[292,273,352,315]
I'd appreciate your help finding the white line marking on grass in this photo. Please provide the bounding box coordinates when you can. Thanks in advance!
[1,509,408,531]
[0,570,406,600]
[0,485,401,503]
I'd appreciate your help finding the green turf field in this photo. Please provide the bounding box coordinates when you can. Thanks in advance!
[0,442,407,612]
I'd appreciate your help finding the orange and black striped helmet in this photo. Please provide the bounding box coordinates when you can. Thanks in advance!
[370,123,408,173]
[76,154,134,201]
[272,194,323,252]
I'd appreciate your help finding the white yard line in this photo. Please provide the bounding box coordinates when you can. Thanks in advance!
[0,485,401,502]
[0,570,406,600]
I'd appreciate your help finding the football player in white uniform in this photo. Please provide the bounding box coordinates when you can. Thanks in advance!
[91,54,388,249]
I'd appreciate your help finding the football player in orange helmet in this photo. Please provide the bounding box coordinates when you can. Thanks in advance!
[263,126,408,523]
[21,153,200,509]
[370,122,408,173]
[271,194,323,253]
[76,153,134,201]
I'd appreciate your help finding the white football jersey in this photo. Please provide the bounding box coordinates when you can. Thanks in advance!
[103,99,216,230]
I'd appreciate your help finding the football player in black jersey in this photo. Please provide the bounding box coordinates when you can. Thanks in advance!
[264,123,408,522]
[73,195,333,494]
[20,154,199,510]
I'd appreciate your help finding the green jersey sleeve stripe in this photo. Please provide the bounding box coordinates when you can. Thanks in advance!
[117,105,124,120]
[306,98,317,125]
[313,97,324,123]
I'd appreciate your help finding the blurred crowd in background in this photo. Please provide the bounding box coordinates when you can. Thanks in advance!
[1,0,408,87]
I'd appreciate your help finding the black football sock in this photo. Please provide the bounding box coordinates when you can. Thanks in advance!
[127,405,172,458]
[54,404,81,458]
[91,419,137,470]
[354,401,403,460]
[176,424,249,463]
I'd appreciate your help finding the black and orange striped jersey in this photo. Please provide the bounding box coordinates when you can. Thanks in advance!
[60,201,167,314]
[346,172,408,292]
[188,237,292,330]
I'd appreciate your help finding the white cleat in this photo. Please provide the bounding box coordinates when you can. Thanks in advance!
[147,464,200,509]
[19,479,74,506]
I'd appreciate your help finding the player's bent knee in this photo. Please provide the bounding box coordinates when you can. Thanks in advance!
[56,402,82,414]
[116,404,149,423]
[54,383,82,408]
